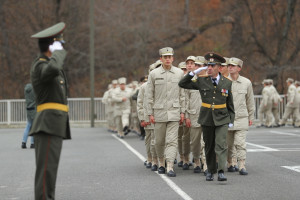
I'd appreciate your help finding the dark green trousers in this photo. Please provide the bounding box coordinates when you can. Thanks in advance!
[34,133,62,200]
[202,125,228,174]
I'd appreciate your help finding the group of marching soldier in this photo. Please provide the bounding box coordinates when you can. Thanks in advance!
[258,78,300,128]
[102,47,299,181]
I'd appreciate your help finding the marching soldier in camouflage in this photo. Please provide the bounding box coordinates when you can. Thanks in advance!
[219,57,229,77]
[111,77,132,138]
[147,47,185,177]
[257,80,273,128]
[280,78,300,127]
[177,61,187,168]
[137,61,161,171]
[181,56,196,170]
[295,81,300,127]
[179,52,235,182]
[30,22,71,200]
[268,79,282,127]
[185,56,208,174]
[108,80,118,132]
[227,57,255,175]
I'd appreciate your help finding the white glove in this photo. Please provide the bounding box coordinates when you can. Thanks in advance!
[189,66,208,76]
[228,123,233,128]
[49,41,63,53]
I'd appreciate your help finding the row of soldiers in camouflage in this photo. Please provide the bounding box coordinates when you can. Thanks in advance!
[102,47,258,181]
[102,78,141,139]
[258,78,300,128]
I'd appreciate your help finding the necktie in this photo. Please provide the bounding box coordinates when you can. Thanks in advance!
[212,78,217,86]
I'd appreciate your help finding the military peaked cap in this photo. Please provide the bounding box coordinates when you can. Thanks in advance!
[31,22,66,43]
[204,52,226,65]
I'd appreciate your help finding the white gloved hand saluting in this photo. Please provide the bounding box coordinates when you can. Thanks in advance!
[189,66,208,76]
[49,41,63,53]
[228,123,234,128]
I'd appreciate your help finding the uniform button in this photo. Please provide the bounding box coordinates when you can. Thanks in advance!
[213,97,215,99]
[214,92,216,94]
[212,102,215,104]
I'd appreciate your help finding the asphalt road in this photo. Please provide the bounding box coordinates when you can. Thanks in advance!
[1,126,300,200]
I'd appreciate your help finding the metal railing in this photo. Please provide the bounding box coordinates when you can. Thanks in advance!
[0,98,106,125]
[0,95,291,125]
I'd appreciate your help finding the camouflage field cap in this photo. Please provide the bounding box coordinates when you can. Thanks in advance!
[195,56,206,65]
[221,57,229,66]
[31,22,66,43]
[204,52,226,65]
[178,62,186,69]
[267,79,273,84]
[154,60,162,68]
[186,56,196,62]
[159,47,174,56]
[286,78,294,83]
[118,77,127,84]
[228,57,243,68]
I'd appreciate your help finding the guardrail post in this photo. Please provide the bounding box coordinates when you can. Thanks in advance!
[7,100,11,125]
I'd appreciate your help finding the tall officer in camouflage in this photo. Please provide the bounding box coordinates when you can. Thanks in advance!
[21,83,36,149]
[179,52,235,182]
[257,80,272,128]
[185,56,208,174]
[227,57,255,175]
[147,47,185,177]
[280,78,300,126]
[268,79,282,127]
[30,22,71,200]
[111,77,132,138]
[177,61,187,168]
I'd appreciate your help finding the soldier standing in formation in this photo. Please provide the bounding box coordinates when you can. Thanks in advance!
[227,57,255,175]
[179,52,235,182]
[30,22,71,200]
[147,47,185,177]
[280,78,300,127]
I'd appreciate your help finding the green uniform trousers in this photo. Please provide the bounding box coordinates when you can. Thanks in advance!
[34,133,62,200]
[202,125,228,174]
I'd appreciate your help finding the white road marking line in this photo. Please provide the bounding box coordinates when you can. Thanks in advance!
[112,134,193,200]
[246,142,279,152]
[269,130,300,137]
[281,166,300,173]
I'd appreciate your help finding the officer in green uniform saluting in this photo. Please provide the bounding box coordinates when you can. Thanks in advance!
[30,22,71,200]
[179,52,235,182]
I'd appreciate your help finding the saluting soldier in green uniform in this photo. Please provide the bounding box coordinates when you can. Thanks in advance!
[30,22,71,200]
[179,52,235,182]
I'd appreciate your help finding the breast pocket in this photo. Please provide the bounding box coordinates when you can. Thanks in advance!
[200,89,210,97]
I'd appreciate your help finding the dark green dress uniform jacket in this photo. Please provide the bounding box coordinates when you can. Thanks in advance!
[29,50,71,139]
[178,73,235,126]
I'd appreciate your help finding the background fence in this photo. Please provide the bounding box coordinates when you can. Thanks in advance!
[0,95,290,125]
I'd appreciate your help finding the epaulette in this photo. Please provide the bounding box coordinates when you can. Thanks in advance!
[224,76,232,81]
[39,58,47,61]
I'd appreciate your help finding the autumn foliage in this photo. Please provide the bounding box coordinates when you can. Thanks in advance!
[0,0,299,99]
